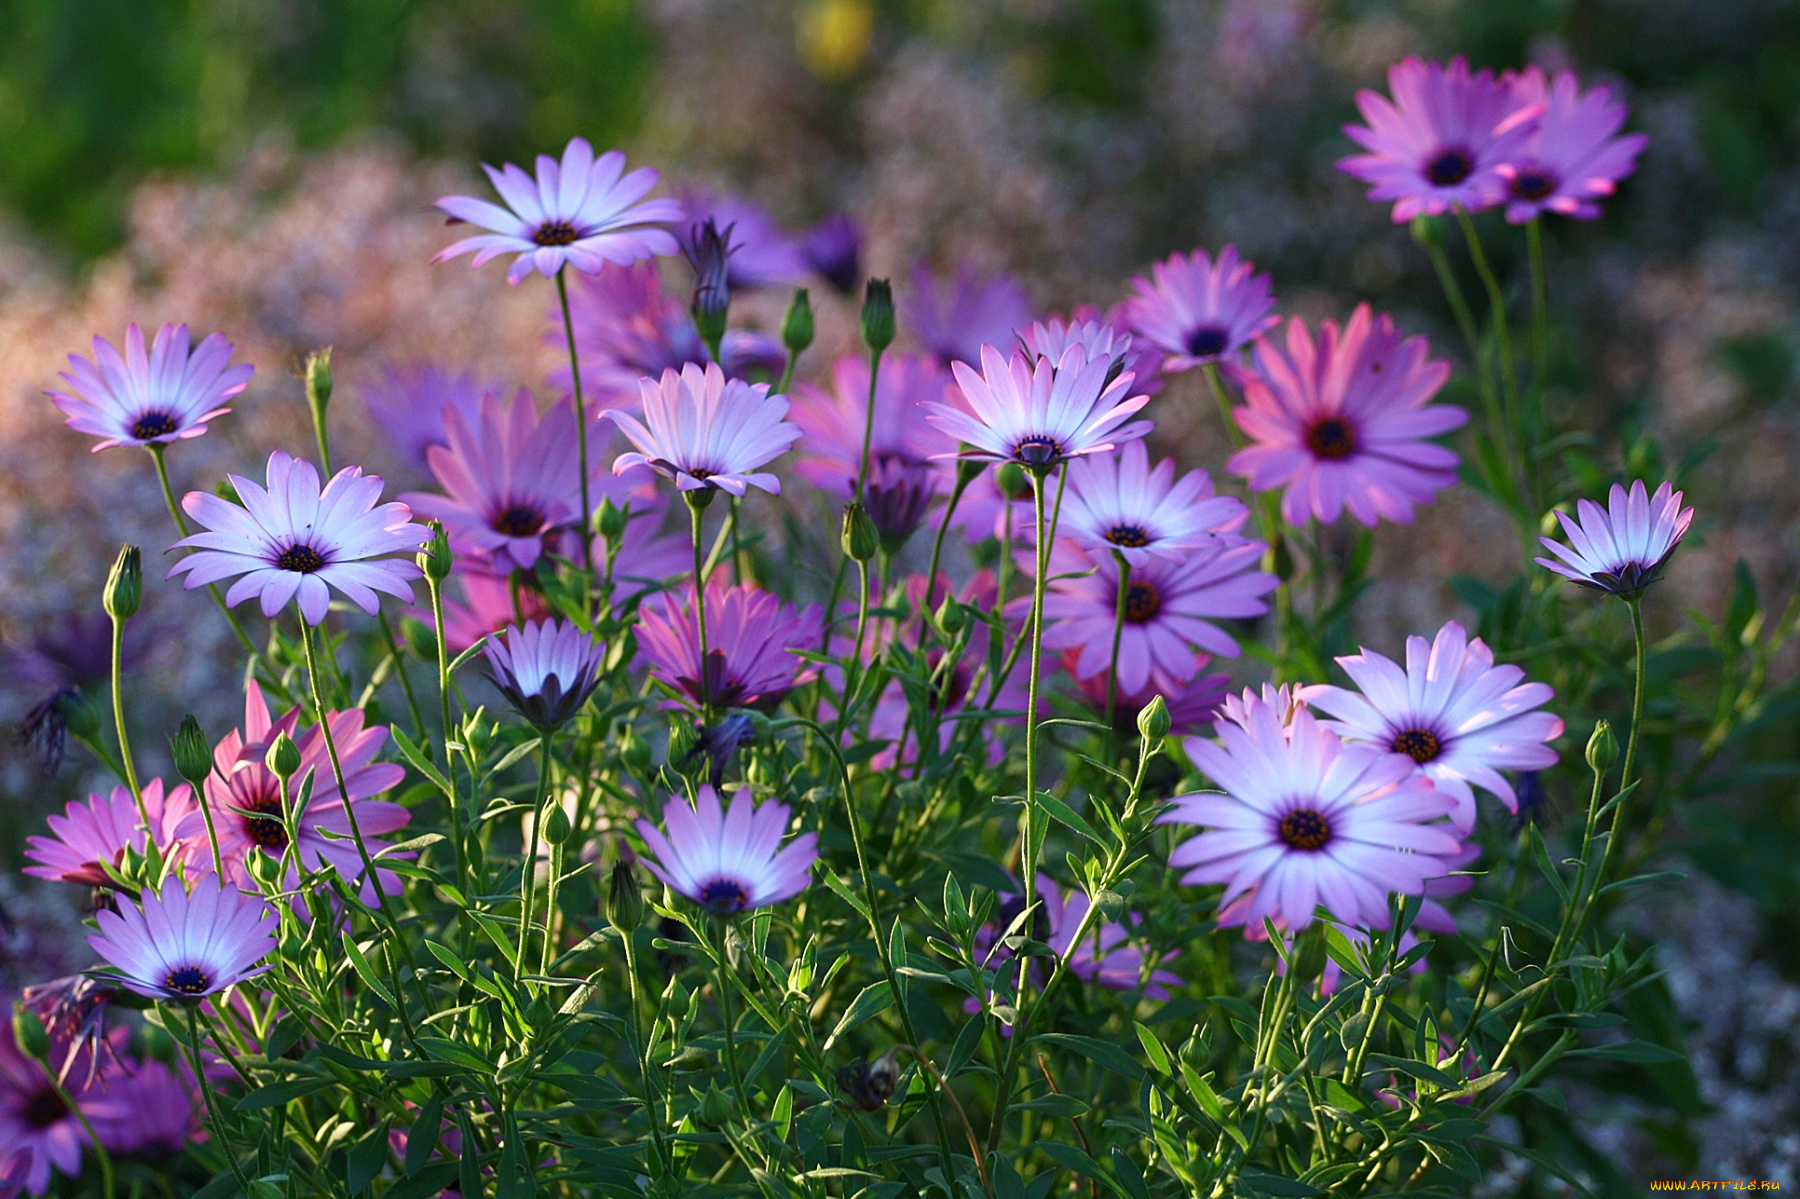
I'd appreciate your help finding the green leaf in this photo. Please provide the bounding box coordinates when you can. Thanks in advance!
[416,1037,495,1072]
[1031,1034,1143,1081]
[341,932,396,1010]
[1036,1143,1123,1197]
[406,1092,446,1175]
[390,726,454,797]
[346,1120,391,1195]
[1036,791,1105,847]
[1364,1053,1456,1089]
[1134,1022,1171,1075]
[946,1017,985,1080]
[1110,1148,1150,1199]
[1014,1093,1089,1118]
[1234,1172,1322,1197]
[821,870,873,922]
[1566,1039,1686,1064]
[386,1163,462,1199]
[825,982,893,1050]
[234,1077,334,1111]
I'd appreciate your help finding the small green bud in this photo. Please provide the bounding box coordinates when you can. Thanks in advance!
[213,477,242,505]
[607,858,643,932]
[995,461,1029,501]
[781,287,814,356]
[419,520,452,581]
[841,501,878,562]
[1586,720,1618,775]
[304,347,333,412]
[697,1083,735,1129]
[668,719,698,765]
[62,690,101,741]
[172,716,212,788]
[955,456,988,490]
[542,803,573,847]
[1137,694,1171,742]
[266,730,302,780]
[935,592,965,636]
[1409,214,1440,248]
[11,1005,49,1063]
[104,544,142,621]
[596,496,626,546]
[461,711,492,760]
[618,727,652,774]
[860,278,895,354]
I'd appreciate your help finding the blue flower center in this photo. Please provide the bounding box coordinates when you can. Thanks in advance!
[132,410,179,439]
[1510,170,1557,201]
[1392,728,1441,763]
[1013,436,1064,468]
[1425,148,1474,186]
[1278,808,1331,851]
[276,543,326,573]
[1106,523,1150,548]
[532,220,581,247]
[1184,325,1229,359]
[1305,418,1357,460]
[1124,580,1160,623]
[699,878,750,915]
[493,504,546,538]
[164,964,212,996]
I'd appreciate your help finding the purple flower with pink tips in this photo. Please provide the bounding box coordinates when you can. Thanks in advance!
[1125,246,1278,371]
[49,322,251,452]
[926,344,1151,471]
[607,363,802,497]
[1498,66,1647,224]
[1536,479,1693,599]
[636,785,818,917]
[25,779,199,888]
[87,873,276,1000]
[637,581,822,711]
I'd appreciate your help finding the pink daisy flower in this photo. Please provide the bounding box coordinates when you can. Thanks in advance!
[88,873,276,1001]
[1338,55,1543,222]
[901,264,1033,367]
[1064,650,1230,737]
[1497,67,1648,224]
[1059,440,1249,568]
[636,581,822,711]
[86,1058,203,1159]
[925,344,1152,471]
[1124,246,1278,371]
[432,137,681,285]
[168,451,426,625]
[1216,683,1309,732]
[1535,479,1693,599]
[48,323,251,453]
[24,779,198,888]
[1302,620,1564,834]
[1229,306,1465,527]
[1039,875,1183,998]
[606,363,802,497]
[361,364,492,473]
[636,785,818,916]
[1160,696,1460,930]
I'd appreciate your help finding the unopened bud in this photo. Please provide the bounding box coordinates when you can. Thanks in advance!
[781,288,815,356]
[11,1006,49,1063]
[955,456,988,490]
[63,690,101,741]
[104,544,142,622]
[995,462,1029,501]
[1291,924,1329,984]
[1137,694,1171,742]
[172,716,212,788]
[266,731,302,780]
[935,593,965,636]
[842,502,879,562]
[698,1083,735,1129]
[596,497,626,546]
[461,711,492,760]
[418,521,452,581]
[860,278,895,354]
[1409,214,1441,248]
[607,859,643,932]
[1585,720,1618,776]
[304,348,334,413]
[542,803,573,847]
[688,219,734,350]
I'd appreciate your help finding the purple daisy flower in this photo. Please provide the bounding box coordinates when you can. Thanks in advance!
[87,873,277,1000]
[801,213,862,294]
[484,618,606,729]
[0,1023,113,1195]
[925,344,1152,471]
[48,323,251,453]
[1026,306,1166,397]
[24,779,200,888]
[1159,696,1461,930]
[1535,479,1694,598]
[901,264,1033,367]
[402,389,584,575]
[674,189,809,289]
[1035,538,1278,693]
[636,581,822,711]
[1124,246,1278,371]
[606,363,802,497]
[1229,306,1465,527]
[1065,649,1231,737]
[1301,620,1565,834]
[1338,55,1543,222]
[636,785,818,917]
[168,451,427,625]
[1216,683,1308,732]
[361,364,492,473]
[432,137,681,285]
[1059,440,1249,568]
[85,1058,203,1160]
[1498,67,1648,224]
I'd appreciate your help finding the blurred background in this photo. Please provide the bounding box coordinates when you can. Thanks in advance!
[0,0,1797,1189]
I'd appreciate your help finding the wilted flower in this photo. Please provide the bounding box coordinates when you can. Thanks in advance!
[1535,480,1693,598]
[607,363,802,497]
[48,323,250,452]
[901,264,1033,367]
[1059,440,1248,568]
[24,780,199,888]
[925,344,1151,472]
[1498,67,1648,224]
[361,364,492,473]
[484,618,606,729]
[675,189,808,289]
[688,711,759,789]
[88,873,277,1000]
[4,615,146,774]
[636,785,818,917]
[17,977,119,1088]
[637,581,822,710]
[1124,246,1278,371]
[837,1049,901,1111]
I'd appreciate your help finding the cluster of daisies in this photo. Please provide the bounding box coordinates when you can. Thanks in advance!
[0,53,1690,1193]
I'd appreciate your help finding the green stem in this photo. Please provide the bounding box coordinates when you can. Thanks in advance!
[1455,208,1525,481]
[1592,600,1647,903]
[148,445,256,654]
[619,922,671,1176]
[1019,467,1053,965]
[1420,226,1511,488]
[35,1054,112,1199]
[109,614,145,825]
[919,466,976,639]
[424,568,469,896]
[183,1011,248,1197]
[555,267,596,579]
[688,495,714,714]
[853,347,886,506]
[729,496,745,583]
[712,922,754,1130]
[1527,215,1550,397]
[1103,553,1130,761]
[516,733,555,984]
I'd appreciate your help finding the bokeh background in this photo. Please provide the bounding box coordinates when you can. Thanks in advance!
[1,0,1798,1189]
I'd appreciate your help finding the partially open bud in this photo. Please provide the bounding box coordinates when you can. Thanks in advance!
[62,690,101,741]
[104,544,142,622]
[836,1047,902,1111]
[172,716,212,788]
[781,288,815,357]
[841,502,878,562]
[1137,694,1171,743]
[419,520,452,581]
[687,218,734,350]
[955,456,988,490]
[607,859,643,932]
[305,348,334,414]
[11,1005,49,1064]
[860,278,895,354]
[265,731,302,780]
[1585,720,1618,776]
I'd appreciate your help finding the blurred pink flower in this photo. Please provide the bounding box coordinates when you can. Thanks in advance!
[637,580,822,710]
[1497,66,1648,223]
[902,264,1032,367]
[361,364,492,473]
[1124,246,1277,372]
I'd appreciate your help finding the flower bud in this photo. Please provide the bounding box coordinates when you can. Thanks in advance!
[687,219,734,350]
[304,348,334,413]
[418,520,452,581]
[841,502,879,562]
[955,456,988,490]
[995,461,1029,501]
[62,690,101,741]
[461,711,492,760]
[542,803,573,847]
[781,288,814,356]
[104,544,142,622]
[172,716,213,788]
[1585,720,1618,776]
[595,496,626,546]
[1137,694,1171,742]
[11,1005,49,1064]
[607,859,643,932]
[697,1083,735,1128]
[935,593,965,636]
[860,278,895,354]
[265,731,302,780]
[1291,924,1329,984]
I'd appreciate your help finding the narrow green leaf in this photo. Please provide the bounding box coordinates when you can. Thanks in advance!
[1031,1034,1143,1081]
[341,932,397,1010]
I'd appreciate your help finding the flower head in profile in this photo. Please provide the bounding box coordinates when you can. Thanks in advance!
[403,389,584,575]
[1160,696,1460,930]
[88,873,276,1001]
[485,619,606,728]
[637,581,822,710]
[1066,650,1230,737]
[1535,480,1693,599]
[168,451,426,624]
[361,364,492,472]
[1229,306,1465,527]
[1497,67,1648,224]
[901,264,1033,367]
[19,977,122,1089]
[1124,246,1278,371]
[1338,56,1542,221]
[636,785,818,917]
[1060,441,1248,568]
[926,344,1151,472]
[607,363,802,497]
[433,138,681,284]
[49,323,251,453]
[1302,621,1564,834]
[1023,307,1165,396]
[675,189,808,289]
[24,780,198,888]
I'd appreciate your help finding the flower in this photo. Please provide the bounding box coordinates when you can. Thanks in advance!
[1302,621,1564,833]
[925,344,1151,471]
[1065,650,1230,736]
[24,780,198,888]
[4,615,149,773]
[361,364,492,473]
[801,213,862,294]
[636,581,822,710]
[0,1022,112,1195]
[484,618,606,728]
[607,363,802,497]
[1535,480,1693,598]
[1059,440,1249,568]
[901,264,1032,367]
[1160,696,1460,930]
[1229,306,1464,527]
[1217,683,1309,732]
[1024,307,1165,396]
[1040,876,1183,998]
[862,573,1013,770]
[85,1059,203,1161]
[17,978,120,1091]
[1036,539,1279,693]
[87,873,276,1000]
[432,137,681,284]
[675,189,809,289]
[636,785,818,916]
[1338,55,1543,222]
[168,450,427,625]
[1497,67,1648,224]
[48,323,251,452]
[174,681,411,902]
[403,390,584,575]
[1124,246,1278,371]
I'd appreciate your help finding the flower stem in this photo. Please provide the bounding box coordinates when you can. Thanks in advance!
[108,612,145,825]
[183,1011,248,1198]
[687,494,714,714]
[711,921,754,1125]
[1455,207,1526,492]
[516,732,555,985]
[1103,552,1130,762]
[1419,222,1514,503]
[918,465,976,640]
[1019,466,1054,954]
[1526,216,1550,396]
[555,267,596,580]
[618,921,671,1176]
[148,445,256,655]
[853,346,886,506]
[424,568,470,896]
[1592,599,1647,900]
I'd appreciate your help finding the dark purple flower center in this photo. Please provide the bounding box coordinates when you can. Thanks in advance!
[276,543,326,573]
[1510,170,1558,201]
[492,504,546,538]
[22,1086,67,1128]
[1425,148,1475,187]
[1124,580,1161,623]
[1184,325,1230,359]
[1278,807,1332,851]
[1106,523,1150,548]
[1392,727,1442,763]
[235,789,290,851]
[132,410,179,440]
[1013,436,1064,468]
[699,878,750,915]
[164,964,212,996]
[532,220,581,247]
[1305,417,1357,460]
